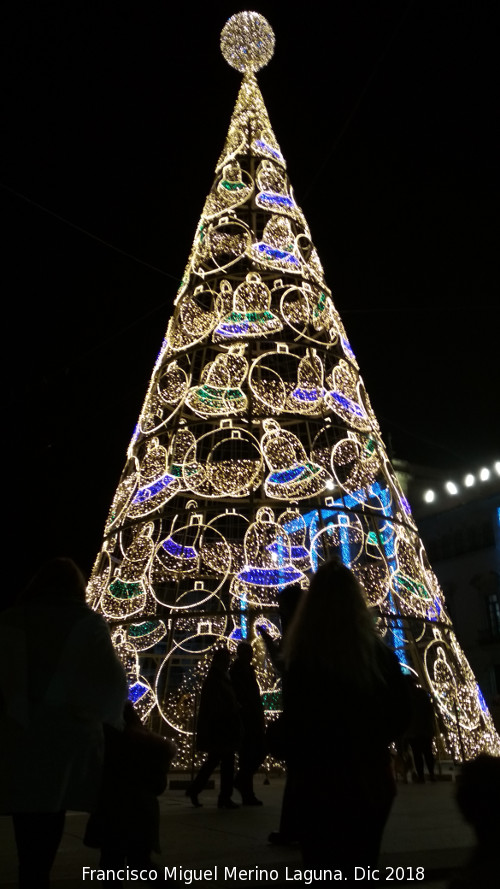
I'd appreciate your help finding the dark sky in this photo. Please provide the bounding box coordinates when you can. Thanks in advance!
[3,1,499,590]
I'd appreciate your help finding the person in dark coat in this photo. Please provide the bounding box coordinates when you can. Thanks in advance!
[230,641,266,805]
[448,754,500,889]
[282,560,411,875]
[406,676,436,782]
[186,647,241,809]
[0,558,127,889]
[258,583,303,673]
[258,583,304,843]
[84,701,176,870]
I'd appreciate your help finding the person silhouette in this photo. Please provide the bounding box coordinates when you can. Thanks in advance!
[405,675,436,783]
[282,559,410,874]
[0,558,127,889]
[259,582,304,846]
[186,647,241,809]
[448,754,500,889]
[230,642,265,805]
[84,700,176,872]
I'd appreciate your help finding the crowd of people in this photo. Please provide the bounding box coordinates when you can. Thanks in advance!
[1,557,498,888]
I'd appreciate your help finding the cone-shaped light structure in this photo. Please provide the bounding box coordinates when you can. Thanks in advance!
[88,12,500,764]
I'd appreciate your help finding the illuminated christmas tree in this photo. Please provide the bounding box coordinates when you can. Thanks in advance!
[87,12,499,764]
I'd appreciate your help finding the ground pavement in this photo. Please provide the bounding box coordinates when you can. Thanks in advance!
[0,768,475,889]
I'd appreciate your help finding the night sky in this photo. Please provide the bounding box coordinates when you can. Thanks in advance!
[4,1,499,592]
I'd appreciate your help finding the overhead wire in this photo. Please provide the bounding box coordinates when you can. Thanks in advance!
[302,0,416,199]
[1,181,180,283]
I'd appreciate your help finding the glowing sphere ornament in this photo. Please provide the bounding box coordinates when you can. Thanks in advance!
[221,11,275,73]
